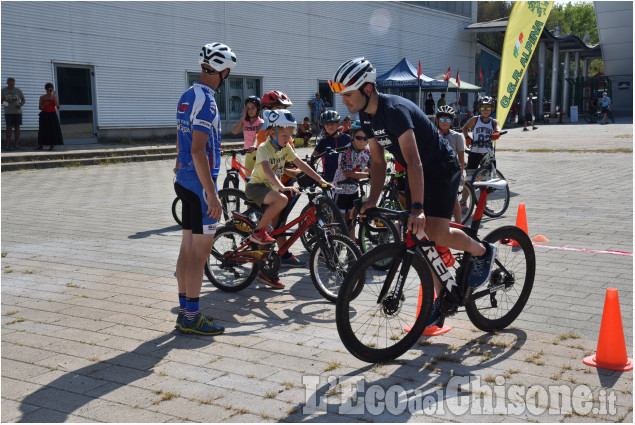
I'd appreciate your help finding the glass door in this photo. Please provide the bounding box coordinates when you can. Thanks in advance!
[54,64,97,144]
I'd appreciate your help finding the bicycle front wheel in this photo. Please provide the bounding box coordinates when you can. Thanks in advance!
[218,188,250,226]
[465,225,535,332]
[336,243,434,363]
[473,168,510,217]
[310,234,362,303]
[300,197,349,253]
[172,197,182,227]
[205,226,258,292]
[460,183,476,224]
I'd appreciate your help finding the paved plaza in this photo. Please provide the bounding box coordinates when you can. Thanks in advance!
[1,120,633,422]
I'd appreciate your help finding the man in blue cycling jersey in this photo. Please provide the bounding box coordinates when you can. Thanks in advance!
[330,57,498,328]
[174,42,236,336]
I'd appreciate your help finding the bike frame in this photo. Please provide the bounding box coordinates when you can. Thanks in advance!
[224,149,252,182]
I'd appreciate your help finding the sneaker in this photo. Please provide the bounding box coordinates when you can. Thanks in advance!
[256,272,285,289]
[468,243,498,288]
[249,228,275,245]
[178,315,224,335]
[280,254,306,268]
[532,126,538,130]
[426,299,440,328]
[175,312,213,329]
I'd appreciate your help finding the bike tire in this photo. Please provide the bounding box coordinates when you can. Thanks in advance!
[584,112,594,124]
[310,234,362,303]
[357,216,401,270]
[172,197,182,227]
[217,188,249,226]
[204,226,258,292]
[335,243,434,363]
[465,225,535,332]
[460,183,476,224]
[473,168,510,217]
[300,197,349,253]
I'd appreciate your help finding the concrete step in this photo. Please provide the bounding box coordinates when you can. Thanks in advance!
[2,153,178,171]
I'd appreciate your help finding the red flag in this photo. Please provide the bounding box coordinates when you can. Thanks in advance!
[417,61,422,78]
[479,67,483,85]
[444,66,451,81]
[456,69,460,88]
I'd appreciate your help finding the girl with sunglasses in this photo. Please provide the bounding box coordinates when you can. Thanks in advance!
[461,96,500,184]
[332,120,371,238]
[435,105,465,223]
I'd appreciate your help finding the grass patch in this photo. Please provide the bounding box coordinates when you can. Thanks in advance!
[557,332,582,341]
[23,270,34,274]
[324,361,341,372]
[614,134,632,138]
[525,350,546,365]
[66,282,81,288]
[151,390,179,404]
[1,251,6,258]
[281,381,295,390]
[5,311,18,316]
[6,317,26,325]
[264,392,277,399]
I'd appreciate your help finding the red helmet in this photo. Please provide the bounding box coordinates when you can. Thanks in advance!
[261,90,293,109]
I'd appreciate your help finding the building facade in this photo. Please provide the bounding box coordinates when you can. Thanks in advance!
[1,1,476,144]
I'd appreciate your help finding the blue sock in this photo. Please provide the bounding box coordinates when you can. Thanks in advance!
[178,293,186,314]
[185,297,200,322]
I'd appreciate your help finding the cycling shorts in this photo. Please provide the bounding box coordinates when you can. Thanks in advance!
[466,152,496,178]
[405,157,460,220]
[174,178,218,235]
[335,192,358,213]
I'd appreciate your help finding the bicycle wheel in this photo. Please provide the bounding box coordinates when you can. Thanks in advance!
[465,225,535,332]
[310,234,362,303]
[460,183,476,224]
[204,226,258,292]
[336,243,434,363]
[472,168,510,217]
[300,198,349,253]
[217,188,250,226]
[309,155,324,177]
[172,197,182,227]
[357,216,401,270]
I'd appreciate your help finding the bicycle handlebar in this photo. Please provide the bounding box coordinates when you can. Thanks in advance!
[221,149,248,156]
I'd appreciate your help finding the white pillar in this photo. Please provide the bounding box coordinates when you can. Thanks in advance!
[562,51,570,115]
[573,52,580,106]
[583,59,589,78]
[550,41,560,116]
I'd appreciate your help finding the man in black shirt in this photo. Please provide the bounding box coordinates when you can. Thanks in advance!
[329,58,498,327]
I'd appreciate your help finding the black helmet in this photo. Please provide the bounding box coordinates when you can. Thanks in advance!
[245,95,261,109]
[436,105,455,118]
[320,110,341,126]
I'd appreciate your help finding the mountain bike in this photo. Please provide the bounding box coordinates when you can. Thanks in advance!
[205,186,359,302]
[222,149,252,189]
[463,131,510,218]
[584,109,602,124]
[335,177,535,363]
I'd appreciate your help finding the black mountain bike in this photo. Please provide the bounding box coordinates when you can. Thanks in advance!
[336,177,535,363]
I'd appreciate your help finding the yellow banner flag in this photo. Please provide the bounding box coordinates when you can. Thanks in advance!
[497,1,553,128]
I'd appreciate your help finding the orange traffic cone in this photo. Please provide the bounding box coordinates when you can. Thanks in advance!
[583,288,633,371]
[508,203,529,247]
[404,286,451,336]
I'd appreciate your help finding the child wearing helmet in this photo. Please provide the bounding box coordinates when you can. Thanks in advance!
[245,110,331,288]
[231,96,263,173]
[435,105,466,223]
[311,110,351,183]
[461,96,500,182]
[331,120,371,238]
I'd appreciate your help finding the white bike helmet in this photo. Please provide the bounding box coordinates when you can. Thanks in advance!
[198,43,237,72]
[330,57,376,94]
[262,109,297,130]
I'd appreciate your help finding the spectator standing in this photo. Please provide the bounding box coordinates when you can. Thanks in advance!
[1,77,25,150]
[231,96,263,173]
[307,92,325,133]
[37,83,64,150]
[174,42,236,336]
[424,93,435,115]
[600,92,613,125]
[437,93,447,107]
[523,93,537,131]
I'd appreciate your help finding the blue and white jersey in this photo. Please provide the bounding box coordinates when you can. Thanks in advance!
[176,82,222,181]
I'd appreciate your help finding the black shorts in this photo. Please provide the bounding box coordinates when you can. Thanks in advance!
[5,114,22,126]
[174,179,218,235]
[406,157,461,220]
[466,151,486,172]
[335,192,359,212]
[524,112,533,122]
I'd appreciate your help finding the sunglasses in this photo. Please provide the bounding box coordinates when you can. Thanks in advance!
[328,80,350,93]
[438,117,452,123]
[354,135,368,141]
[480,106,492,111]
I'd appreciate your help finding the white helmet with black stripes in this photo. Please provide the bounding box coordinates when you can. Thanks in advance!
[198,42,237,72]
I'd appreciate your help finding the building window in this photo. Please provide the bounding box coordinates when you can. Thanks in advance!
[185,73,261,124]
[318,81,334,109]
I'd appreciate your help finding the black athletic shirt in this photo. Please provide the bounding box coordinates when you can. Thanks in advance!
[360,93,455,170]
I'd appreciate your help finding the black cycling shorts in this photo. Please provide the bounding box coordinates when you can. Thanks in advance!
[174,181,218,235]
[335,192,359,213]
[405,157,461,220]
